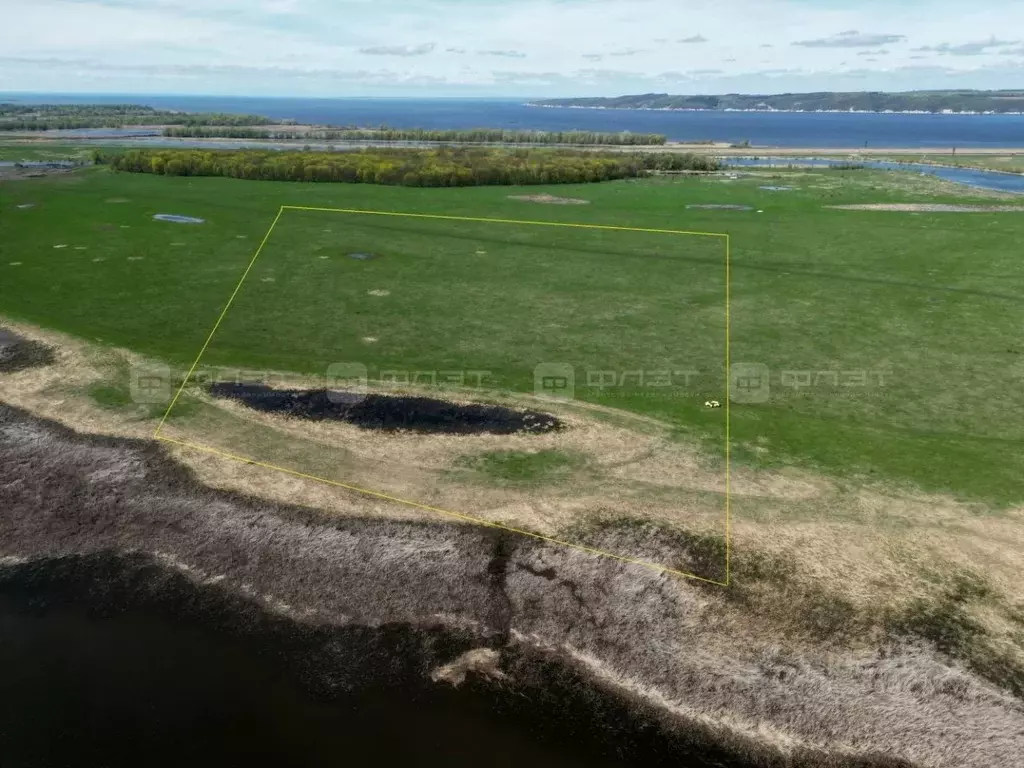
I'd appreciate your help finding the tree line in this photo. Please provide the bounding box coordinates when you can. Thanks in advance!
[93,147,720,187]
[162,125,667,145]
[0,103,274,131]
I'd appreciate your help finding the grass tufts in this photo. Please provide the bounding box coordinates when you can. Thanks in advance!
[456,449,584,486]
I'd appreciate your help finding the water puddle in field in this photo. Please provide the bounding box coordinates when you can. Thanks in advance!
[209,383,564,435]
[349,252,378,260]
[153,214,205,224]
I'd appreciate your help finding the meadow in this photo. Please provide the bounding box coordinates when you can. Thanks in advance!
[0,144,93,161]
[2,164,1024,509]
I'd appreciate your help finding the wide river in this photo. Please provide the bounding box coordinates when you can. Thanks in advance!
[0,566,749,768]
[5,92,1024,148]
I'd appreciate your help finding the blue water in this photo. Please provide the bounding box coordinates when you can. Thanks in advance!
[39,127,162,137]
[4,93,1024,148]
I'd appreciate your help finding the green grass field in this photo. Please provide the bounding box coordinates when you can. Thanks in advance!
[0,143,93,162]
[201,205,727,422]
[3,165,1024,505]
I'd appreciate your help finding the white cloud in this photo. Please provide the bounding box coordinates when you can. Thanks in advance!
[477,50,528,58]
[913,37,1018,56]
[360,43,436,55]
[793,30,905,48]
[2,0,1024,96]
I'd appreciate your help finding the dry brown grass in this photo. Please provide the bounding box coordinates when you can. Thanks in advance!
[430,648,506,686]
[4,319,1021,586]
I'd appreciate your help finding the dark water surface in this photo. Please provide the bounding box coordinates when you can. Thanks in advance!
[0,602,606,767]
[0,557,745,768]
[5,92,1024,147]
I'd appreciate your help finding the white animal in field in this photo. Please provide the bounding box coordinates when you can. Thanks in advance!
[704,400,722,409]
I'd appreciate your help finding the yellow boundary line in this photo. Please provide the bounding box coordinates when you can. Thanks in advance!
[154,206,732,586]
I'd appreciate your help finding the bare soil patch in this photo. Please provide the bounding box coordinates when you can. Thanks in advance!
[0,165,76,182]
[508,194,590,205]
[209,383,564,435]
[687,204,754,211]
[829,203,1024,213]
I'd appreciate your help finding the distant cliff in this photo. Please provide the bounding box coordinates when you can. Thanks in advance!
[528,90,1024,114]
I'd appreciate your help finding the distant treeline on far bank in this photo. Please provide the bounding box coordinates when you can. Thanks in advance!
[0,103,666,145]
[93,147,719,186]
[162,125,667,145]
[0,103,274,130]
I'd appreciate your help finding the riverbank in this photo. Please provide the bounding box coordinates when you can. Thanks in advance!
[3,400,1018,768]
[2,317,1023,767]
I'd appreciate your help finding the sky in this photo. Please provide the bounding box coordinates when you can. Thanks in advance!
[2,0,1024,97]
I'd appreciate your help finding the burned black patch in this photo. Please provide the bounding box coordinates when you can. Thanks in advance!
[0,328,56,373]
[209,383,564,435]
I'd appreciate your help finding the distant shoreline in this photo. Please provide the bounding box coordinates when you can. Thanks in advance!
[525,103,1024,116]
[4,135,1024,154]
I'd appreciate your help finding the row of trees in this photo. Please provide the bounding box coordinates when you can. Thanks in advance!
[93,147,720,187]
[0,103,275,130]
[162,125,668,145]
